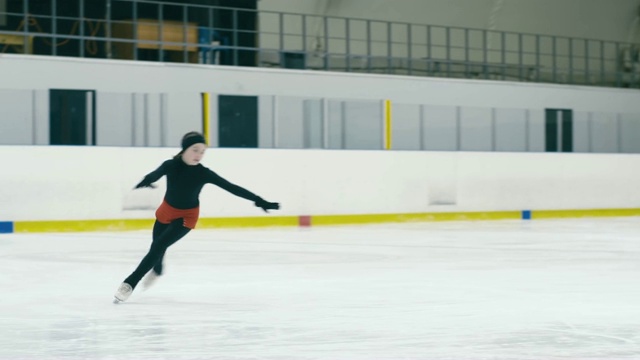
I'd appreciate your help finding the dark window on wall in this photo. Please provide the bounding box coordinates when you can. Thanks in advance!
[545,109,573,152]
[218,95,258,148]
[49,89,96,145]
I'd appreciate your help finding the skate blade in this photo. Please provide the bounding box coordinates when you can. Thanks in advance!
[113,297,123,304]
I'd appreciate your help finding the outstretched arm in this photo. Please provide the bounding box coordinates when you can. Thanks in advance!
[134,160,171,189]
[206,169,280,212]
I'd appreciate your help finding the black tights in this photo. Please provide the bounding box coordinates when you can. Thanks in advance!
[124,219,191,289]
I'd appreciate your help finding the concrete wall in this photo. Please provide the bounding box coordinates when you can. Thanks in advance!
[0,55,637,109]
[95,92,201,147]
[0,55,639,152]
[0,89,48,145]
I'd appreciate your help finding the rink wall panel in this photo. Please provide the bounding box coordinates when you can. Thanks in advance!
[2,55,640,153]
[1,146,640,233]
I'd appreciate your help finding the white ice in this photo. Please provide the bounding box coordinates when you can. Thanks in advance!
[1,218,640,360]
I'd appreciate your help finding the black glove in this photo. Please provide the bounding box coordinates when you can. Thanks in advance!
[255,197,280,213]
[134,178,156,189]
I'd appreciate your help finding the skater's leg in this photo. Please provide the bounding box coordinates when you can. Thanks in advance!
[150,220,170,275]
[152,220,170,242]
[123,219,190,289]
[143,248,166,290]
[143,251,165,290]
[153,258,164,275]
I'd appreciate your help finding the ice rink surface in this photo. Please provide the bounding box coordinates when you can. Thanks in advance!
[1,217,639,360]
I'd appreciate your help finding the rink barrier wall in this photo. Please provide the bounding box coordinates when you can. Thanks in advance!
[3,208,640,233]
[1,146,640,234]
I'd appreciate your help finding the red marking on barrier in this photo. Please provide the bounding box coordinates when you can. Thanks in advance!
[298,215,311,227]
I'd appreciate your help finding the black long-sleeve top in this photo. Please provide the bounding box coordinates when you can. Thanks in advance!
[140,158,260,209]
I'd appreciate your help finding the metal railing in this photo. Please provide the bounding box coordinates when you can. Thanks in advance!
[0,0,638,88]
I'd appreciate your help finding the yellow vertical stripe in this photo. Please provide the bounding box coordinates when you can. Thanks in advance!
[202,92,211,144]
[385,99,392,150]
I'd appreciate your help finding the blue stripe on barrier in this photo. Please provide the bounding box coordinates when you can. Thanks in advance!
[521,210,532,220]
[0,222,14,233]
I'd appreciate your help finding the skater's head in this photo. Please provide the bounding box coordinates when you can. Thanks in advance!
[177,131,207,165]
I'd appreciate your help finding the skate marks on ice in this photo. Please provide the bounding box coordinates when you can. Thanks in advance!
[1,218,640,359]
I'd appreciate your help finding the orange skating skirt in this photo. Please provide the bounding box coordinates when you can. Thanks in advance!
[155,199,200,229]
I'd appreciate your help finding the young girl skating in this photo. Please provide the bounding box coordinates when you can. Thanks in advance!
[114,131,280,303]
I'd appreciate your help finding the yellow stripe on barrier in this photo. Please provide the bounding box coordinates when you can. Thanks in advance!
[532,208,640,219]
[14,219,155,233]
[312,211,522,226]
[197,216,299,228]
[11,209,640,233]
[14,217,299,233]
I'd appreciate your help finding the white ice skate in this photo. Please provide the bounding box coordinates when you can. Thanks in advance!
[142,271,160,290]
[113,282,133,304]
